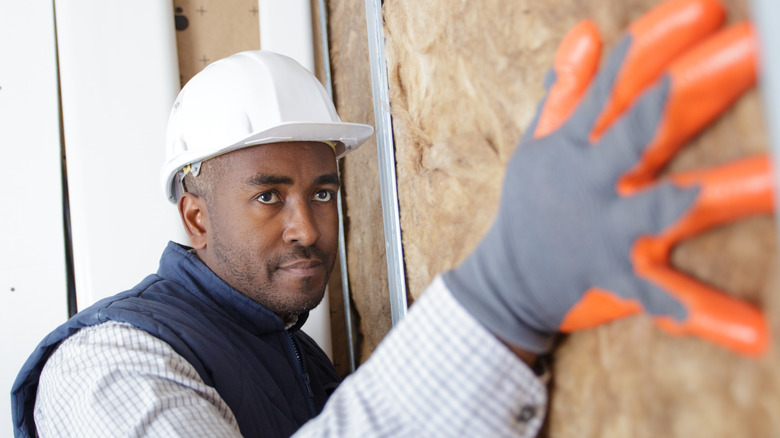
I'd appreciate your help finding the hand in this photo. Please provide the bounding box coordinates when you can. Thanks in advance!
[443,0,774,357]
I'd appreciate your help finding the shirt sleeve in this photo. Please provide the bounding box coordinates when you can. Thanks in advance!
[34,320,242,437]
[294,275,548,438]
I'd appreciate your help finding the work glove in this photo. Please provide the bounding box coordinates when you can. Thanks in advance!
[443,0,774,357]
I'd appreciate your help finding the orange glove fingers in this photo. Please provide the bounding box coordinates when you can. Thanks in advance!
[618,22,758,194]
[629,156,772,356]
[533,20,602,139]
[591,0,726,143]
[649,266,768,356]
[669,154,774,238]
[635,154,774,266]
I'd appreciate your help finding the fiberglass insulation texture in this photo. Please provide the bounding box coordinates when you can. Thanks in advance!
[334,0,780,435]
[329,0,393,364]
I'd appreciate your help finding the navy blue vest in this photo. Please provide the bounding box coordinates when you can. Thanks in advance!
[12,242,340,437]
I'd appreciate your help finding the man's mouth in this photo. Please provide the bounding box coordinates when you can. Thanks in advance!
[277,258,324,276]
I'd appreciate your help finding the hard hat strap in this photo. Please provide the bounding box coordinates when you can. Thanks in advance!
[176,161,203,198]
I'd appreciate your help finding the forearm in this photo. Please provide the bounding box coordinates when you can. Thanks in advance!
[296,276,548,437]
[500,338,539,368]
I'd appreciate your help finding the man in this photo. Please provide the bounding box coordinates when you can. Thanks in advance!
[12,0,772,436]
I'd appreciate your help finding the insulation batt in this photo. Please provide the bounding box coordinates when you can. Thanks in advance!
[329,0,393,364]
[329,0,780,436]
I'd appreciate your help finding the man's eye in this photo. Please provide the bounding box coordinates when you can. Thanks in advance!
[313,190,333,202]
[257,192,281,204]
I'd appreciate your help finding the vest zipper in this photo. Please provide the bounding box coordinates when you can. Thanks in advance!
[286,331,316,416]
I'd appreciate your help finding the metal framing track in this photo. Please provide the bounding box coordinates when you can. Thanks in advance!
[751,0,780,240]
[364,0,409,326]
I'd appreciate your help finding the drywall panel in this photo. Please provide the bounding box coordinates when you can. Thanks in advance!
[381,0,778,436]
[0,2,68,435]
[55,0,185,308]
[258,0,315,71]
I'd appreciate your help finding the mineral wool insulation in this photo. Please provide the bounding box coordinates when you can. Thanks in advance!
[330,0,779,436]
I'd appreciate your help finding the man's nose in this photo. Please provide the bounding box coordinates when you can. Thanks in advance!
[283,201,320,246]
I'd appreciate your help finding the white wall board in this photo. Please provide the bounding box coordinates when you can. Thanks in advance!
[0,3,68,436]
[54,0,186,309]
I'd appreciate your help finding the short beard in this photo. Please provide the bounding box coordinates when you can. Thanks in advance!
[210,234,333,319]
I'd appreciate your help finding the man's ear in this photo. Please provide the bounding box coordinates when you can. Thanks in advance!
[178,192,208,250]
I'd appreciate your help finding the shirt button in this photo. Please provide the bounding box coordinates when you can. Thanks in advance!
[516,405,537,423]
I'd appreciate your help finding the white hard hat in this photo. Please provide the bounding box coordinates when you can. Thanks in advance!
[161,50,374,203]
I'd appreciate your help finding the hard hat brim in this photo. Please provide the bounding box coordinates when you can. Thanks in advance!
[162,120,374,203]
[239,121,375,158]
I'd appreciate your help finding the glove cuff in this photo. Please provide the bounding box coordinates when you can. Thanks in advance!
[442,267,555,355]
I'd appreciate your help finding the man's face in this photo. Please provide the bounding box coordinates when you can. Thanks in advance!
[196,141,340,321]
